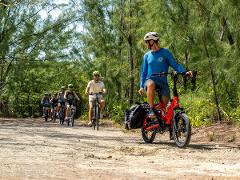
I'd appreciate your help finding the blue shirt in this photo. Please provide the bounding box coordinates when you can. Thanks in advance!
[140,48,186,88]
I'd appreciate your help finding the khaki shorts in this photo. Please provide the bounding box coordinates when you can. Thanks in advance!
[65,100,73,108]
[89,94,103,106]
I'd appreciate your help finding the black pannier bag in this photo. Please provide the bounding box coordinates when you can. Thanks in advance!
[124,104,147,129]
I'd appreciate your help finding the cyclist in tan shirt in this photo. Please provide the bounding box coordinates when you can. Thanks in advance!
[85,71,106,126]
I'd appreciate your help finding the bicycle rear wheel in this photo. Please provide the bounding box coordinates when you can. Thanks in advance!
[173,113,191,148]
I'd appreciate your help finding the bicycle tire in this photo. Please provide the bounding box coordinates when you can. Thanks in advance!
[173,113,191,148]
[92,100,100,130]
[52,110,56,123]
[44,109,48,122]
[141,127,156,143]
[67,119,70,126]
[70,108,75,127]
[96,118,99,130]
[70,113,74,127]
[70,118,74,127]
[95,105,100,131]
[92,119,96,130]
[59,108,64,125]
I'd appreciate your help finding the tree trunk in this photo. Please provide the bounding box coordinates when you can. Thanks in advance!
[221,17,234,45]
[203,38,222,122]
[128,0,134,105]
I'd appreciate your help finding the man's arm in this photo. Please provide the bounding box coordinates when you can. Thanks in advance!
[85,86,90,95]
[85,81,91,95]
[166,49,186,73]
[73,91,80,101]
[101,82,107,94]
[140,54,148,89]
[102,87,107,94]
[139,55,148,96]
[64,91,67,100]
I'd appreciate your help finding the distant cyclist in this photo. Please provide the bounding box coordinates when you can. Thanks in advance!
[64,84,80,120]
[50,93,58,120]
[85,71,107,126]
[56,86,66,117]
[41,92,51,117]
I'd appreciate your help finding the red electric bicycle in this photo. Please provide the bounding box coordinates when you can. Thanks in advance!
[141,71,196,148]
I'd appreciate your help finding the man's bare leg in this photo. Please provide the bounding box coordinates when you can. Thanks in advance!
[146,81,156,108]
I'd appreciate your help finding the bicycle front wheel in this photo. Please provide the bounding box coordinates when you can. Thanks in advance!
[173,113,191,148]
[70,118,74,127]
[44,109,48,122]
[69,110,75,127]
[93,103,100,130]
[141,128,156,143]
[92,119,96,130]
[96,118,99,131]
[59,108,65,125]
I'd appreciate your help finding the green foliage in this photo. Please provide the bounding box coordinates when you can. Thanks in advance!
[1,0,240,126]
[180,92,215,127]
[111,104,125,124]
[229,99,240,124]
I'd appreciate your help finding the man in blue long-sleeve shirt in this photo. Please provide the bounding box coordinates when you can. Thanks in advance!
[139,32,192,115]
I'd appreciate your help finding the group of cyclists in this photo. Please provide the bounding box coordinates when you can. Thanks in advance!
[41,31,193,131]
[41,71,107,126]
[41,84,80,122]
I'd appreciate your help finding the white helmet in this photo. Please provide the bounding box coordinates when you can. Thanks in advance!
[144,32,159,41]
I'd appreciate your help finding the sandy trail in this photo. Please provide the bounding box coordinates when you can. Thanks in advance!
[0,118,239,179]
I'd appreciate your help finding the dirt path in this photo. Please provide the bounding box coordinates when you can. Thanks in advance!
[0,118,239,180]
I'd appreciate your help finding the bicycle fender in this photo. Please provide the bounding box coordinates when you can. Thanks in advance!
[174,110,185,122]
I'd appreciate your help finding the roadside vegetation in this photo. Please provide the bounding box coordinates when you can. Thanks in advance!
[1,0,240,127]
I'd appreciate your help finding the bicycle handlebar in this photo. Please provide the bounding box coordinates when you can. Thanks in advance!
[151,70,197,91]
[151,71,187,77]
[89,92,103,95]
[151,70,197,78]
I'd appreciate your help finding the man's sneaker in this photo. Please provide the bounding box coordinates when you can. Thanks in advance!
[148,108,161,116]
[148,108,155,116]
[88,121,92,126]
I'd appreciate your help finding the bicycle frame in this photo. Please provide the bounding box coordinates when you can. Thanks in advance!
[143,72,183,131]
[91,93,101,130]
[144,96,180,131]
[141,71,196,147]
[43,105,50,121]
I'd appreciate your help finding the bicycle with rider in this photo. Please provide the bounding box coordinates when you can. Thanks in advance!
[41,92,51,118]
[85,71,107,126]
[56,86,66,116]
[64,84,80,120]
[50,93,58,121]
[138,32,192,138]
